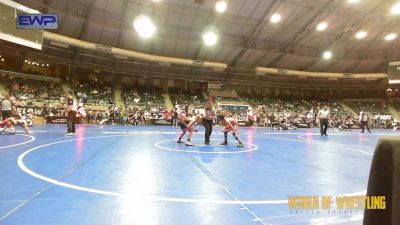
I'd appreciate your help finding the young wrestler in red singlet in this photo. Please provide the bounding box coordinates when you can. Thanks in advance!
[217,115,244,147]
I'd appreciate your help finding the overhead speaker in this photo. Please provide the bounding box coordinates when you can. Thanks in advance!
[388,61,400,84]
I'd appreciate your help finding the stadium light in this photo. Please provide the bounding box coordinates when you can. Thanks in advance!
[322,51,332,60]
[355,31,367,39]
[133,15,156,39]
[347,0,361,3]
[270,13,281,23]
[215,1,227,13]
[385,33,397,41]
[316,22,328,31]
[202,30,218,46]
[391,2,400,15]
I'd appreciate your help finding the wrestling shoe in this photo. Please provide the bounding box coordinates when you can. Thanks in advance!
[177,140,184,143]
[237,142,244,148]
[220,141,228,145]
[204,141,210,145]
[186,141,194,146]
[65,133,73,136]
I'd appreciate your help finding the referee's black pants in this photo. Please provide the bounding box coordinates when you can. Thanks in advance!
[67,111,77,133]
[1,110,12,120]
[320,119,328,135]
[361,121,371,133]
[202,118,213,142]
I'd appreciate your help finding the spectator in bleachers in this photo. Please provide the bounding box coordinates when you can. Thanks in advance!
[72,80,114,106]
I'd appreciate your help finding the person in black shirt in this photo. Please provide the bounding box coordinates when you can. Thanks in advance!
[202,102,215,145]
[65,91,77,136]
[172,110,178,127]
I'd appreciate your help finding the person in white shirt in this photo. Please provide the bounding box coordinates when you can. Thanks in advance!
[359,110,371,133]
[317,105,330,136]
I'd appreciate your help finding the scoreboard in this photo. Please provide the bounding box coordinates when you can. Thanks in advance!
[0,1,43,50]
[388,61,400,84]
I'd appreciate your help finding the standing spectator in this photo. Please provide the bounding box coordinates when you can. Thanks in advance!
[0,94,16,120]
[65,91,77,136]
[172,110,178,127]
[164,110,170,120]
[317,105,330,136]
[247,110,255,127]
[76,103,86,124]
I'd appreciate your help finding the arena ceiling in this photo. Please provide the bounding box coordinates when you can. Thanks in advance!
[3,0,400,87]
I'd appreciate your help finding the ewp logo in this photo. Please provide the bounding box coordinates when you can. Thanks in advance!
[17,14,58,29]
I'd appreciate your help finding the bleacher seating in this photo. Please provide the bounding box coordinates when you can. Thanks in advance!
[309,100,346,116]
[241,95,311,116]
[2,74,64,106]
[72,81,114,106]
[346,101,390,115]
[1,68,396,129]
[123,86,165,109]
[169,88,207,113]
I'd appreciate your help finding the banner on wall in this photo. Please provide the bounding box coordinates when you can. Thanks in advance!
[150,119,173,126]
[238,120,247,126]
[346,124,361,129]
[46,116,67,124]
[294,123,311,128]
[16,106,44,116]
[16,106,65,117]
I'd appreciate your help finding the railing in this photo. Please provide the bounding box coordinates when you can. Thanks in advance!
[0,70,60,82]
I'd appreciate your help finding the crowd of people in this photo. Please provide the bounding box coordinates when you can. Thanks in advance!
[72,80,114,106]
[1,73,64,107]
[170,88,208,115]
[2,72,400,132]
[123,86,165,107]
[0,73,65,134]
[346,101,390,116]
[240,95,392,130]
[121,86,169,125]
